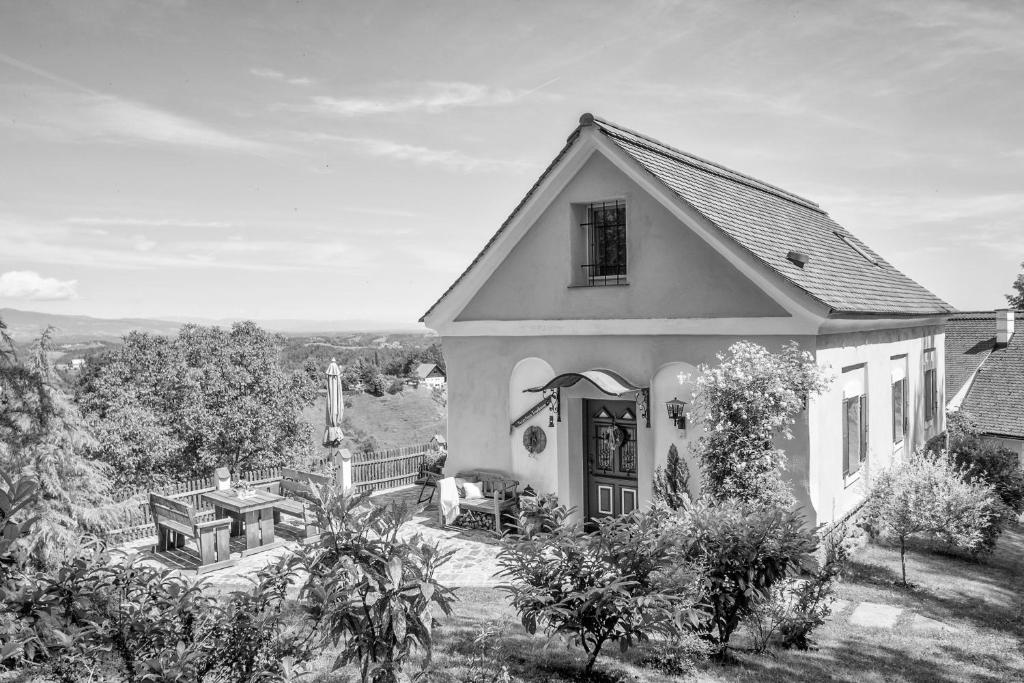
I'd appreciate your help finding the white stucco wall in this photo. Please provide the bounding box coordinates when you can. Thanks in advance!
[442,334,818,521]
[809,325,945,524]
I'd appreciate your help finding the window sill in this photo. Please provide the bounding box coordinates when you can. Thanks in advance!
[568,281,630,289]
[843,472,862,489]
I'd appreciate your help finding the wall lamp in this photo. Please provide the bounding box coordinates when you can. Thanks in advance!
[665,397,687,430]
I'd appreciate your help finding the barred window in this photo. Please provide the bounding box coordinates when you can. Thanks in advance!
[581,200,626,285]
[923,348,938,422]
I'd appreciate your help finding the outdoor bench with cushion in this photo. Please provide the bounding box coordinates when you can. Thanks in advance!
[149,492,237,573]
[273,467,328,543]
[438,469,519,534]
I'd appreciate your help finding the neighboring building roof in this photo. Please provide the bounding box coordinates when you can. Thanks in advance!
[414,363,444,379]
[422,114,953,321]
[948,312,1024,439]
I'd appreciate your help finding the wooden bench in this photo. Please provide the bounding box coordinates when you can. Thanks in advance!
[273,467,329,543]
[149,493,236,573]
[439,472,519,534]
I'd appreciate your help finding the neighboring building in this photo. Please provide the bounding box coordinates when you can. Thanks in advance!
[421,113,953,526]
[946,309,1024,459]
[70,358,86,370]
[413,363,447,387]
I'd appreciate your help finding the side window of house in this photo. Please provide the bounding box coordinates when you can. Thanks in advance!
[891,356,908,445]
[923,348,937,422]
[842,365,867,477]
[582,200,626,285]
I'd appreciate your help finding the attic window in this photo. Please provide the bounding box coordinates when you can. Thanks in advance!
[579,200,627,286]
[834,230,879,267]
[786,251,810,268]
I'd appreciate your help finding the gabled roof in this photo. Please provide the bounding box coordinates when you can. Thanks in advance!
[947,312,1024,439]
[422,114,953,322]
[413,362,444,379]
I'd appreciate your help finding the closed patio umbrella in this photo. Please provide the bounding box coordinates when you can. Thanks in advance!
[323,358,344,448]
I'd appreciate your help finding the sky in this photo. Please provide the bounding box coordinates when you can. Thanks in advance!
[1,0,1022,324]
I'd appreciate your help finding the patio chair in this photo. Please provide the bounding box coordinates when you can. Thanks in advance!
[149,493,236,573]
[416,453,447,504]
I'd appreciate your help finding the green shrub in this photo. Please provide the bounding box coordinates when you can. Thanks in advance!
[497,504,699,675]
[745,528,849,653]
[946,437,1024,514]
[294,486,456,683]
[864,449,1009,585]
[674,499,818,657]
[653,444,691,510]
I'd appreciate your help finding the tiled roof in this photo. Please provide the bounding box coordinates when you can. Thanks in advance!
[422,114,953,321]
[944,312,999,398]
[414,363,442,379]
[957,315,1024,439]
[593,117,953,316]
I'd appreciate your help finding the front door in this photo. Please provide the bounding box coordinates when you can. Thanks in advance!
[584,399,639,523]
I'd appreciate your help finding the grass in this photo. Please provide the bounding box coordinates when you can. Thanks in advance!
[302,386,446,451]
[307,524,1024,682]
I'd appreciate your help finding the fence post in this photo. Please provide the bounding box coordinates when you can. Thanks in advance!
[338,448,353,492]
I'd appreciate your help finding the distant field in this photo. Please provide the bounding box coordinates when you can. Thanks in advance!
[302,385,447,451]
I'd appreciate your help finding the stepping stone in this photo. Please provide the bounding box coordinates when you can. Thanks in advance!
[831,598,852,613]
[848,602,903,628]
[909,614,956,634]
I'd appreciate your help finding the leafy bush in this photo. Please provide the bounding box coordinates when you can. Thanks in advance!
[369,373,389,397]
[386,378,405,395]
[864,449,1010,585]
[692,341,831,507]
[294,486,456,683]
[944,437,1024,514]
[653,444,691,510]
[497,504,698,675]
[673,499,818,656]
[637,632,715,677]
[745,528,849,653]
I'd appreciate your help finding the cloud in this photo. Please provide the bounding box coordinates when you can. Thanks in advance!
[293,81,550,117]
[298,133,528,172]
[0,270,78,300]
[0,53,278,154]
[250,67,313,86]
[67,217,235,229]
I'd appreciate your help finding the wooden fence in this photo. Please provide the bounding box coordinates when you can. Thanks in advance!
[108,443,433,543]
[351,443,432,493]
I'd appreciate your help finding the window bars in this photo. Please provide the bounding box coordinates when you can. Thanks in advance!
[581,200,626,285]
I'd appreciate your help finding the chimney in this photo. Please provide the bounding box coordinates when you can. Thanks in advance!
[996,308,1015,347]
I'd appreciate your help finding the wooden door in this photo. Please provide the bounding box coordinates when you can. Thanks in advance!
[584,399,639,524]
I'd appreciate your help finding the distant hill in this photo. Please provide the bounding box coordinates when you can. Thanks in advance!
[0,308,184,342]
[0,308,428,343]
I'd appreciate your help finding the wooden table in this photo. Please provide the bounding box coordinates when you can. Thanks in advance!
[201,489,286,557]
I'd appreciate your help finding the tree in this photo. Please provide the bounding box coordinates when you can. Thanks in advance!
[692,341,831,508]
[864,449,1007,586]
[0,321,120,567]
[78,322,319,483]
[1007,261,1024,309]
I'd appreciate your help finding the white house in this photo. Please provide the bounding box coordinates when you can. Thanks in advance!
[421,114,953,526]
[413,362,447,388]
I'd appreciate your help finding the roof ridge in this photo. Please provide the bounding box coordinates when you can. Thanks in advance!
[591,115,824,213]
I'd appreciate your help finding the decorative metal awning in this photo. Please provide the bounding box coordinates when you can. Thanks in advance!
[525,369,643,397]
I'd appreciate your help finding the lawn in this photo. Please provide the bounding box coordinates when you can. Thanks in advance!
[302,386,447,451]
[306,524,1024,682]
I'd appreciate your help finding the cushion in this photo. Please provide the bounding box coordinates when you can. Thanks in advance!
[462,481,484,499]
[454,477,469,498]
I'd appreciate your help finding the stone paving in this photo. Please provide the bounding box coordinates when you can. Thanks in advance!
[133,485,502,592]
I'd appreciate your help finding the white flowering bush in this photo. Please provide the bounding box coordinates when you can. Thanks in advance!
[693,341,831,507]
[864,449,1011,585]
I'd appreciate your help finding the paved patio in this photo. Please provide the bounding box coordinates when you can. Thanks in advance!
[132,485,503,592]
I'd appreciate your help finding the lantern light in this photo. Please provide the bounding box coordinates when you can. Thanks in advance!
[665,397,687,430]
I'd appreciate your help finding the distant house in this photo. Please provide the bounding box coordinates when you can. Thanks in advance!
[70,358,86,370]
[422,112,953,526]
[54,363,70,372]
[413,363,446,387]
[946,309,1024,459]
